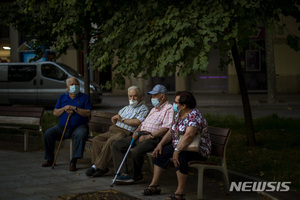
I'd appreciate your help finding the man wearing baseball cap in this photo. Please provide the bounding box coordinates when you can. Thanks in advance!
[112,84,174,184]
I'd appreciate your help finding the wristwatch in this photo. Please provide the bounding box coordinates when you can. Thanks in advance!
[174,147,181,152]
[74,107,78,112]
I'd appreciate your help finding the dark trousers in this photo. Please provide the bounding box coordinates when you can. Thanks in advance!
[44,124,88,160]
[154,143,207,174]
[112,136,160,178]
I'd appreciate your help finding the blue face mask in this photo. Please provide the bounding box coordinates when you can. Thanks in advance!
[173,103,180,113]
[69,85,80,94]
[151,98,160,107]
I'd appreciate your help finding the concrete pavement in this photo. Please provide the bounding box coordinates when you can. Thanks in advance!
[0,145,267,200]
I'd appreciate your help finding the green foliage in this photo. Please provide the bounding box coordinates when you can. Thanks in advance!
[1,0,300,89]
[205,113,300,190]
[88,0,300,88]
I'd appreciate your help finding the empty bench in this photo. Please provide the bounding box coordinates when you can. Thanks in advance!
[0,106,44,151]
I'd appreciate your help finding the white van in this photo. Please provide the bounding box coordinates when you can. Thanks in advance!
[0,61,102,105]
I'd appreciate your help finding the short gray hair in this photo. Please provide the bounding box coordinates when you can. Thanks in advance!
[66,77,78,86]
[66,78,71,86]
[128,85,141,97]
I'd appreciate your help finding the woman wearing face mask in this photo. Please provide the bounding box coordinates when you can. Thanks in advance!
[142,91,211,200]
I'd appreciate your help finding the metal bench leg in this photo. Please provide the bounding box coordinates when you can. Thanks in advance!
[69,139,73,161]
[222,168,230,193]
[196,166,205,199]
[24,131,28,151]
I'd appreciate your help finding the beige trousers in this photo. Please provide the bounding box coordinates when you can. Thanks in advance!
[92,125,131,170]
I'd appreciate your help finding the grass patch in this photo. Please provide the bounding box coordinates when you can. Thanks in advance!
[204,113,300,190]
[42,111,59,131]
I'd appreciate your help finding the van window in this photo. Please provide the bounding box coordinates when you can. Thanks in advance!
[8,65,36,82]
[41,64,67,80]
[57,62,82,78]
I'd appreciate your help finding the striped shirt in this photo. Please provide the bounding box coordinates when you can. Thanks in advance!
[115,102,149,132]
[140,101,174,134]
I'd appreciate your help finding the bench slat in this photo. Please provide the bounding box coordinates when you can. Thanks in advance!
[0,116,41,126]
[89,117,112,125]
[92,111,116,118]
[0,106,44,112]
[0,111,44,118]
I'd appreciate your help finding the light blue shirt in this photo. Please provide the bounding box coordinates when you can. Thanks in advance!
[115,101,149,132]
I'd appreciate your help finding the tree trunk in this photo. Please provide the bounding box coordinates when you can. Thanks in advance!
[83,18,90,96]
[231,41,256,146]
[265,28,277,103]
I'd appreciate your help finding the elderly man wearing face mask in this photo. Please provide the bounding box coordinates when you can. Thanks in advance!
[85,86,149,177]
[112,84,174,184]
[42,77,92,171]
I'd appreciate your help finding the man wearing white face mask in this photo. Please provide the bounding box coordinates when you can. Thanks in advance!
[42,77,92,171]
[112,84,174,184]
[85,86,149,177]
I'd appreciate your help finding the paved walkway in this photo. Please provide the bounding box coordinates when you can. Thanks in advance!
[0,145,267,200]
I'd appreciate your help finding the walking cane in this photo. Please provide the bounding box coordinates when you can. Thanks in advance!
[110,132,143,187]
[52,113,71,169]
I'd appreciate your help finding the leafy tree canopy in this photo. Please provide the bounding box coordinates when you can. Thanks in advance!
[88,0,300,88]
[1,0,299,88]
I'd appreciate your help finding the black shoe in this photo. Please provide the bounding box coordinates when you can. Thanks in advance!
[41,160,54,167]
[133,175,144,183]
[70,162,77,171]
[92,168,109,177]
[85,167,96,177]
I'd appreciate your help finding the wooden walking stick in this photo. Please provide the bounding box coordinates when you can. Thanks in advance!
[52,113,71,169]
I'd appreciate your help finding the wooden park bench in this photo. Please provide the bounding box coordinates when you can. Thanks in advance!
[189,126,231,199]
[0,106,44,151]
[146,126,231,200]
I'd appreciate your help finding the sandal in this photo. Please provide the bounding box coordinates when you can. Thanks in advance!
[142,185,161,196]
[166,194,186,200]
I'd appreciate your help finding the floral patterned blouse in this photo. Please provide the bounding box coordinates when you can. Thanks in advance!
[170,108,211,158]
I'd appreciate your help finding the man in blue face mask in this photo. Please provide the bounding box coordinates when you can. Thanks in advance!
[112,84,174,184]
[42,77,92,172]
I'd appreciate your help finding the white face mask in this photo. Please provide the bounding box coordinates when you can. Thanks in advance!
[69,85,79,94]
[129,99,138,107]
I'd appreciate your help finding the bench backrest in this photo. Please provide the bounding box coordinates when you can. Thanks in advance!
[0,106,44,126]
[89,110,117,133]
[0,106,44,132]
[208,126,231,158]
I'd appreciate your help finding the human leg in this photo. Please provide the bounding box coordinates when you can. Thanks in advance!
[91,131,110,164]
[142,165,164,195]
[71,125,89,159]
[142,144,174,195]
[168,151,204,199]
[85,131,110,176]
[94,125,130,171]
[174,170,188,196]
[43,124,63,162]
[111,136,132,175]
[130,138,160,179]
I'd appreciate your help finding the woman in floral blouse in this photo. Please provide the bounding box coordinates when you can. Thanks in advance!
[142,91,211,200]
